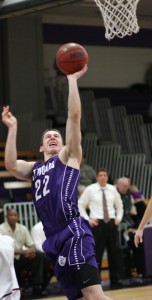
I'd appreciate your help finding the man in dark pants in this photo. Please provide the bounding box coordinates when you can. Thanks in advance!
[78,168,124,287]
[116,177,146,277]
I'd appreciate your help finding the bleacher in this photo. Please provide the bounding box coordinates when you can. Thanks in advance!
[44,78,152,199]
[0,82,152,208]
[0,149,36,206]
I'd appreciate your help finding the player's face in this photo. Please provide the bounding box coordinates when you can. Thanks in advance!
[40,130,63,155]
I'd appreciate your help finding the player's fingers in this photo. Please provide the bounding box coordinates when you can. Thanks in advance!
[73,64,88,78]
[2,105,9,111]
[135,241,138,248]
[8,112,13,118]
[80,64,88,74]
[134,235,139,247]
[2,106,9,117]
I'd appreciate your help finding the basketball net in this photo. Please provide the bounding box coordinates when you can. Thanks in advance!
[94,0,140,40]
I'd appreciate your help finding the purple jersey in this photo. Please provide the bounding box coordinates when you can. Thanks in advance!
[32,155,80,237]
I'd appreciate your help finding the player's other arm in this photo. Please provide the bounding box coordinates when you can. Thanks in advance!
[2,106,34,180]
[134,198,152,247]
[63,65,88,167]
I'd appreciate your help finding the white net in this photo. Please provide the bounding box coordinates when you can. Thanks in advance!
[94,0,140,40]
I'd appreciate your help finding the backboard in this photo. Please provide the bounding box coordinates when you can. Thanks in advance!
[0,0,79,18]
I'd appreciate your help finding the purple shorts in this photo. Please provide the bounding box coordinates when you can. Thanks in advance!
[42,216,98,299]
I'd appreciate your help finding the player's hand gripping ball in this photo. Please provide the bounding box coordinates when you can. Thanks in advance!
[56,42,88,75]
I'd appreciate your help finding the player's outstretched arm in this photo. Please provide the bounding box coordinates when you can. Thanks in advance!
[2,106,34,180]
[134,198,152,247]
[65,65,88,167]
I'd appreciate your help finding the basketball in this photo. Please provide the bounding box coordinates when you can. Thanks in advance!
[56,43,88,75]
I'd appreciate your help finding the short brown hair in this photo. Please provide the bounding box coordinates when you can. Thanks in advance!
[40,128,64,146]
[96,168,109,176]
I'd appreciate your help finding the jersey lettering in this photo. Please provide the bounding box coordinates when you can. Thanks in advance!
[43,175,50,196]
[35,175,50,201]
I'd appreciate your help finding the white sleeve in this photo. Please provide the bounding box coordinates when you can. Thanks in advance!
[114,190,124,221]
[0,235,20,300]
[31,223,45,252]
[78,187,90,220]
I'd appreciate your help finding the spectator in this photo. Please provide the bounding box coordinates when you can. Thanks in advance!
[116,177,137,228]
[31,221,46,252]
[127,177,147,223]
[0,234,20,300]
[0,208,47,298]
[78,155,96,195]
[78,168,124,287]
[31,221,55,288]
[116,177,146,277]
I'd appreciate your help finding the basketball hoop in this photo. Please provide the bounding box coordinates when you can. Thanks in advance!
[94,0,140,40]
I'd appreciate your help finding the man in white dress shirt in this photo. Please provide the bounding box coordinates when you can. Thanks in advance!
[78,168,124,287]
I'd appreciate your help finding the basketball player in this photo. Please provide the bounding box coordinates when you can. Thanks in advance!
[0,235,20,300]
[2,65,112,300]
[134,198,152,248]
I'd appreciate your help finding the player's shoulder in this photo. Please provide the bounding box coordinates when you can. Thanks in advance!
[59,145,82,169]
[33,160,44,168]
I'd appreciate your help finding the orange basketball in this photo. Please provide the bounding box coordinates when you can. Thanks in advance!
[56,42,88,75]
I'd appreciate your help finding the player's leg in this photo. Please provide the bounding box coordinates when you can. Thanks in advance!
[75,265,112,300]
[81,285,112,300]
